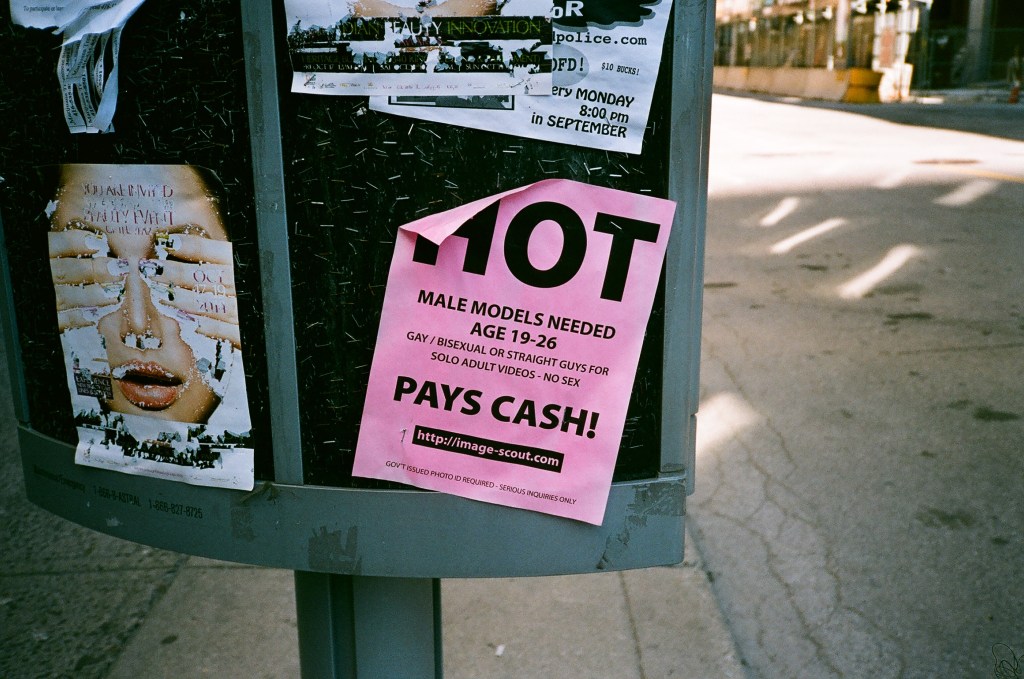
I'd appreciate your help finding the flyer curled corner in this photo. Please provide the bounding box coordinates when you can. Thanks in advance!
[398,180,557,245]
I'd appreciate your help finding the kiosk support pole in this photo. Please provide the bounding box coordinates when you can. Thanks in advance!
[295,574,443,678]
[240,3,444,676]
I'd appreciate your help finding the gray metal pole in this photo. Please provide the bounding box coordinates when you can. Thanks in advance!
[664,0,715,494]
[352,577,443,678]
[294,572,358,678]
[294,574,443,679]
[0,211,30,424]
[239,3,444,676]
[240,0,305,486]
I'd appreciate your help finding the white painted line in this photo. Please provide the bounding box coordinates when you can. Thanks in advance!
[934,179,999,207]
[837,244,921,299]
[874,167,913,189]
[769,218,847,254]
[759,196,800,227]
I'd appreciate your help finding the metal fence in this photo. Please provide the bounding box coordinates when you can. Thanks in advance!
[715,16,1024,90]
[716,13,893,69]
[913,27,1024,88]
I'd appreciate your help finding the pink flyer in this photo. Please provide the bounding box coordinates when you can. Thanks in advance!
[353,179,675,524]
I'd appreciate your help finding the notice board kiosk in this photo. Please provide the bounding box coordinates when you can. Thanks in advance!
[0,0,712,676]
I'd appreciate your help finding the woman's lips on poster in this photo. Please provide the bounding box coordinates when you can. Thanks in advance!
[111,361,184,409]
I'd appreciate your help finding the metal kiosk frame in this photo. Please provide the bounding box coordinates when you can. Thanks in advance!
[1,1,713,676]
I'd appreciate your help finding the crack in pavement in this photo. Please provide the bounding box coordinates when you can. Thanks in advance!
[691,344,904,677]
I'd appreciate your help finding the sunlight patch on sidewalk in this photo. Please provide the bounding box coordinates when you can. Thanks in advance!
[874,168,913,189]
[769,218,847,254]
[934,179,999,206]
[837,244,921,299]
[696,392,762,458]
[759,196,800,227]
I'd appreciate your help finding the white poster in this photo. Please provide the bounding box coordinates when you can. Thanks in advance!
[370,0,672,154]
[46,164,254,490]
[11,0,147,134]
[285,0,553,96]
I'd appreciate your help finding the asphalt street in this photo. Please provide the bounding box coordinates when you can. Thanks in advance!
[694,94,1024,677]
[779,96,1024,143]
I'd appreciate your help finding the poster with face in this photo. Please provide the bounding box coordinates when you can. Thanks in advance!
[46,164,254,490]
[285,0,552,96]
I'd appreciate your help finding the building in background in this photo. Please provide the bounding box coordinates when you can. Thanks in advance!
[714,0,1024,92]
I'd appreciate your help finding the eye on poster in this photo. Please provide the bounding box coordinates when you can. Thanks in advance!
[285,0,553,96]
[353,179,675,524]
[369,0,672,154]
[46,164,254,491]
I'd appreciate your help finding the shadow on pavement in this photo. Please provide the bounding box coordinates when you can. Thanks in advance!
[715,89,1024,143]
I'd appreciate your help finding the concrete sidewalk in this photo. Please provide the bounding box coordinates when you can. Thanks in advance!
[98,532,743,679]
